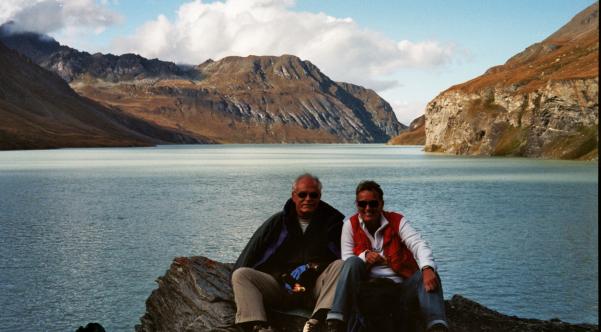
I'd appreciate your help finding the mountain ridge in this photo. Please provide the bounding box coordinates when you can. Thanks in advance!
[1,26,405,144]
[0,22,194,82]
[0,40,207,150]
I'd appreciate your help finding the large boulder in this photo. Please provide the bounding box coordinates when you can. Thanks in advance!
[135,256,598,332]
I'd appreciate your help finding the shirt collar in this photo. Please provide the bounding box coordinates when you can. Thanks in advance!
[358,213,388,230]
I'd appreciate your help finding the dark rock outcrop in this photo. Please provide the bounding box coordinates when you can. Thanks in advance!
[424,3,598,160]
[75,323,106,332]
[136,256,599,332]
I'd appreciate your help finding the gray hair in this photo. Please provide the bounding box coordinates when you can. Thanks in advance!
[292,173,323,191]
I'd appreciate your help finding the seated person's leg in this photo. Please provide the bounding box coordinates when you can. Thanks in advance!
[326,256,368,323]
[232,267,286,327]
[312,260,344,315]
[399,270,448,331]
[302,259,345,331]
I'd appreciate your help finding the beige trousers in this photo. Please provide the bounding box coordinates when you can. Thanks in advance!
[231,259,344,324]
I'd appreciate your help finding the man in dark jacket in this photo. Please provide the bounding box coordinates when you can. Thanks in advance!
[232,173,345,332]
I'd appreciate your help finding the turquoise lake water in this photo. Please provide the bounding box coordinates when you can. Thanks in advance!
[0,144,598,331]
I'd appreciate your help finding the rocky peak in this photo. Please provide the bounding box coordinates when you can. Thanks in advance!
[0,24,193,82]
[197,54,328,89]
[452,2,598,94]
[546,2,599,42]
[0,22,61,62]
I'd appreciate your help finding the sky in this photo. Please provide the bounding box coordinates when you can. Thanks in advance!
[0,0,596,124]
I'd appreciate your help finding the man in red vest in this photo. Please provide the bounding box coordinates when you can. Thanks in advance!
[325,180,448,332]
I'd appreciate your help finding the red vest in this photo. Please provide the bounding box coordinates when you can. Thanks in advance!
[350,211,419,279]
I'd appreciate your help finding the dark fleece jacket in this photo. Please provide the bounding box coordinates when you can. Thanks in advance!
[233,198,344,279]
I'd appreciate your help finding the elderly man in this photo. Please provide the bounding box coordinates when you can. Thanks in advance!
[232,173,345,332]
[326,180,449,332]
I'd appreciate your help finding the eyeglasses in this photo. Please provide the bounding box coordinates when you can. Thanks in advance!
[356,200,380,208]
[296,191,320,199]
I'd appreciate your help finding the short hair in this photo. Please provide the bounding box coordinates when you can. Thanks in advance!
[355,180,383,200]
[292,173,322,191]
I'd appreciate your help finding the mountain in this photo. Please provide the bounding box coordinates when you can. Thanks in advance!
[0,40,205,150]
[73,55,405,143]
[422,2,598,159]
[1,25,406,144]
[0,22,194,82]
[387,115,425,145]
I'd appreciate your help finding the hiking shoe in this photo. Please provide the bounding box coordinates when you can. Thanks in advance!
[326,319,345,332]
[302,318,320,332]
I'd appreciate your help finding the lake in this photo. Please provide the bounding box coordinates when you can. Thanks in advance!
[0,144,598,331]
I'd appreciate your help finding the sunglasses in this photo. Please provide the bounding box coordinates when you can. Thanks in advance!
[356,200,380,208]
[296,191,320,199]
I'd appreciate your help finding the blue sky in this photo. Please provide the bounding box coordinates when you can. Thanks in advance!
[1,0,596,123]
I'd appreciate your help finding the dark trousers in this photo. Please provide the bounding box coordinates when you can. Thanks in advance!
[328,256,448,331]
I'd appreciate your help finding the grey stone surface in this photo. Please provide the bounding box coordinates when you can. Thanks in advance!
[135,256,599,332]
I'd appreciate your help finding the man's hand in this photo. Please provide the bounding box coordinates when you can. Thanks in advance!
[365,250,387,266]
[284,282,306,294]
[422,267,439,292]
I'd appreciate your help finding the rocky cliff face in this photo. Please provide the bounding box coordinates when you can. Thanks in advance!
[1,26,405,144]
[0,41,205,150]
[424,3,598,160]
[134,256,599,332]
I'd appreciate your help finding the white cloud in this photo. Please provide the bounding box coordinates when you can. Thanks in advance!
[1,0,460,95]
[0,0,121,34]
[111,0,458,92]
[388,100,427,125]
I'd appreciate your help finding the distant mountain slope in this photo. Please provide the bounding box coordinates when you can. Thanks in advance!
[1,25,406,143]
[424,2,598,159]
[0,41,204,150]
[388,115,425,145]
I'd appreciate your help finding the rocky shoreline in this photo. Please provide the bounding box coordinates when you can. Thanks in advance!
[132,256,598,332]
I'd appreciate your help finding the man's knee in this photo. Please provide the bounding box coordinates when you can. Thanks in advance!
[232,267,256,285]
[329,259,344,270]
[409,269,442,284]
[344,256,366,270]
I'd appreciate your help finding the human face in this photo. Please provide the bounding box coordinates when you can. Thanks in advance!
[356,190,383,225]
[292,177,321,218]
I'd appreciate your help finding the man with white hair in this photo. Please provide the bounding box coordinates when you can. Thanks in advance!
[232,173,345,332]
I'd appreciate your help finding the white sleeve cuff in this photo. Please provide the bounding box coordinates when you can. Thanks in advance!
[419,262,437,271]
[358,250,368,262]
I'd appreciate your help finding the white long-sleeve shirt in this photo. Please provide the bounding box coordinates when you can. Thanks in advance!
[341,212,436,283]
